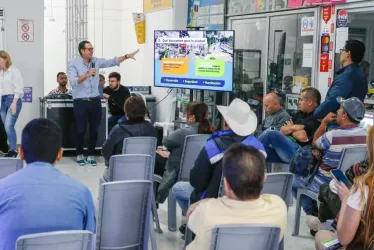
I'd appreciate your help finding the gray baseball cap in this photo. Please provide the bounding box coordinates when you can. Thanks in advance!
[336,97,365,122]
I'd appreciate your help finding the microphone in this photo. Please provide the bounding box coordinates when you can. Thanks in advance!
[91,62,96,77]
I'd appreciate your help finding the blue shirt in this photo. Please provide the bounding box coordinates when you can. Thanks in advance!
[67,56,120,99]
[314,63,368,119]
[0,162,96,250]
[98,84,104,99]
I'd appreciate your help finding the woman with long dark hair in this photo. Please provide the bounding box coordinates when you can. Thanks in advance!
[156,101,214,203]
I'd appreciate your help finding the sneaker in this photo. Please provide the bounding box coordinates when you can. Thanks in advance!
[306,215,322,232]
[179,224,186,235]
[77,155,86,166]
[87,156,97,167]
[5,150,18,158]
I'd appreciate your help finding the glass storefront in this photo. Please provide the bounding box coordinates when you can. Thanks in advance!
[228,9,317,127]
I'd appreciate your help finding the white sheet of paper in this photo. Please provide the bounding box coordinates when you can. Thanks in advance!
[336,27,349,53]
[302,43,313,68]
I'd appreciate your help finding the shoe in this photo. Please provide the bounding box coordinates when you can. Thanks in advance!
[87,156,97,167]
[4,150,18,158]
[77,155,86,166]
[179,224,186,235]
[307,215,322,232]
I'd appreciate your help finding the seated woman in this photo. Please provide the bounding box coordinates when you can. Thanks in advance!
[315,126,374,250]
[102,96,157,181]
[156,101,214,204]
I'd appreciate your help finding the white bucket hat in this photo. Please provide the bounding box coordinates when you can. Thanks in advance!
[217,98,258,136]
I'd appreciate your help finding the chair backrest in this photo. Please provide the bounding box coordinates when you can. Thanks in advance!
[261,173,294,209]
[108,154,153,182]
[218,173,294,209]
[338,146,368,172]
[210,224,280,250]
[96,181,152,250]
[122,137,157,169]
[16,230,94,250]
[0,158,23,179]
[178,134,210,181]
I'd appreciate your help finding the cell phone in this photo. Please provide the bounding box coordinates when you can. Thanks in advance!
[330,169,352,189]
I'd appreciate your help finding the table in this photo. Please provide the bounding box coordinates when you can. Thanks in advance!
[39,98,108,150]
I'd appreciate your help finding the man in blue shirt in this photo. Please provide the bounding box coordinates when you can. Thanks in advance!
[68,40,139,166]
[0,118,96,250]
[314,40,367,120]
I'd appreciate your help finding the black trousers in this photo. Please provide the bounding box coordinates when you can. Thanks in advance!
[73,98,102,156]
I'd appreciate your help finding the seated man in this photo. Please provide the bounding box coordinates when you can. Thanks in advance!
[0,118,95,250]
[45,72,72,97]
[261,92,291,132]
[103,72,131,134]
[258,87,321,163]
[186,144,287,250]
[172,98,266,217]
[102,96,157,180]
[293,97,367,216]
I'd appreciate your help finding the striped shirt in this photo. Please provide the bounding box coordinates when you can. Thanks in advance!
[316,125,367,176]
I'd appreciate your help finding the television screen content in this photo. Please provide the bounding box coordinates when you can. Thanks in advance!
[154,30,234,92]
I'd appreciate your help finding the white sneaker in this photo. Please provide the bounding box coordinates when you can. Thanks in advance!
[306,215,322,232]
[76,155,86,166]
[87,156,97,167]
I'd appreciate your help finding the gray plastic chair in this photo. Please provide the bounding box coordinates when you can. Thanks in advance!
[98,154,157,249]
[337,146,367,172]
[167,134,210,231]
[210,224,281,250]
[16,230,94,250]
[0,158,23,179]
[292,146,367,236]
[121,137,162,234]
[96,181,152,250]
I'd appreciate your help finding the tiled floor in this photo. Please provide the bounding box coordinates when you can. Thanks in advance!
[56,155,316,250]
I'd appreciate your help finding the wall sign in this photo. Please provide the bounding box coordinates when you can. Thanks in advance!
[337,9,348,28]
[143,0,172,12]
[320,54,329,72]
[322,6,332,24]
[301,17,314,36]
[17,19,34,42]
[133,13,145,44]
[22,87,32,103]
[187,0,225,30]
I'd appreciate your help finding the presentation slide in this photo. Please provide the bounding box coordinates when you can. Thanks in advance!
[154,30,234,92]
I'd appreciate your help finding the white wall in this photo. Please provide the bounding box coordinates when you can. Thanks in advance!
[1,0,44,143]
[44,0,66,95]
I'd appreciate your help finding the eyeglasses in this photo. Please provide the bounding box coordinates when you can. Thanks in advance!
[84,48,94,52]
[340,48,347,53]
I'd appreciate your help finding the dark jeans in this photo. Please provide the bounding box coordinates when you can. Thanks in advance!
[73,97,102,156]
[108,114,126,135]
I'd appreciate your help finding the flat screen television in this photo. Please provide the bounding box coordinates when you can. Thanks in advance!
[154,30,235,92]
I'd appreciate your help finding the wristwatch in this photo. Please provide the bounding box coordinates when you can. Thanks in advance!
[125,54,128,59]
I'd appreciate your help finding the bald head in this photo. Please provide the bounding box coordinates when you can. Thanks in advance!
[263,93,282,115]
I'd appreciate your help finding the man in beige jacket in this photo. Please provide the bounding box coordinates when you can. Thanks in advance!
[186,144,287,250]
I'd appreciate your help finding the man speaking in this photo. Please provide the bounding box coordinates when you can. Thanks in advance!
[68,40,139,167]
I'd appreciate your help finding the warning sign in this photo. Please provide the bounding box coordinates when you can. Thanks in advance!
[17,19,34,42]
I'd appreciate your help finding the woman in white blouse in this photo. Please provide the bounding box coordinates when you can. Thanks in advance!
[315,126,374,249]
[0,51,24,157]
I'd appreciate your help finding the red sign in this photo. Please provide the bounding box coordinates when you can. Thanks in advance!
[331,23,335,33]
[329,59,332,69]
[330,42,334,52]
[322,6,332,24]
[320,54,329,72]
[328,77,332,87]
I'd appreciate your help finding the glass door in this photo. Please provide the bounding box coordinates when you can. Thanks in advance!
[229,18,268,125]
[267,13,315,117]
